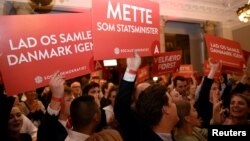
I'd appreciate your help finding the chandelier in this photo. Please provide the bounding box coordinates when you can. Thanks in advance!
[237,0,250,23]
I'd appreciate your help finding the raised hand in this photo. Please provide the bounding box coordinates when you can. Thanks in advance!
[48,71,65,111]
[208,58,221,71]
[49,71,65,99]
[212,89,227,124]
[126,51,141,72]
[208,58,221,79]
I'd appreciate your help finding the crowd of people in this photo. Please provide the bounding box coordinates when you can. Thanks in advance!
[0,52,249,141]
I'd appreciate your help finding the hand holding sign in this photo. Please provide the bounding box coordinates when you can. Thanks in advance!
[209,58,221,71]
[48,71,65,111]
[49,71,65,99]
[208,58,221,79]
[126,51,141,72]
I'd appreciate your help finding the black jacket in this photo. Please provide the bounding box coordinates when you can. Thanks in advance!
[37,112,67,141]
[195,77,213,128]
[114,80,163,141]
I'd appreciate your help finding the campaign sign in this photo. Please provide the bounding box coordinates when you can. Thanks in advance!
[173,64,194,78]
[89,58,105,72]
[205,34,245,69]
[0,13,93,95]
[152,50,182,75]
[92,0,160,60]
[136,65,150,84]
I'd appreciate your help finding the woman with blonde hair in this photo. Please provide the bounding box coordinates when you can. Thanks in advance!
[212,93,250,125]
[86,129,123,141]
[174,100,207,141]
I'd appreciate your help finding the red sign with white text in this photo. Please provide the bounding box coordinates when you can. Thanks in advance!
[136,65,150,84]
[173,64,194,78]
[205,34,245,69]
[152,51,182,75]
[179,65,193,72]
[92,0,160,60]
[89,58,105,72]
[0,13,93,95]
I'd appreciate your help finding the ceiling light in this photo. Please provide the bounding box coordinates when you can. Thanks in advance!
[236,0,250,23]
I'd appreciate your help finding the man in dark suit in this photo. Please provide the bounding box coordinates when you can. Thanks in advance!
[38,74,74,141]
[114,52,179,141]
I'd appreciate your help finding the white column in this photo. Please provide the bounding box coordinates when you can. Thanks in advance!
[160,16,166,53]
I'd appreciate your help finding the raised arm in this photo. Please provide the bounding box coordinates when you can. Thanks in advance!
[114,51,141,140]
[37,71,66,141]
[114,51,141,119]
[195,58,221,127]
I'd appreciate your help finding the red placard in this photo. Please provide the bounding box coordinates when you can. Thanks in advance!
[204,34,245,69]
[179,64,193,72]
[152,50,182,75]
[174,64,194,78]
[89,58,105,72]
[92,0,160,60]
[0,13,93,95]
[136,65,150,84]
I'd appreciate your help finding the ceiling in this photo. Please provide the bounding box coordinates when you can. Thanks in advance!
[51,0,250,29]
[1,0,250,29]
[155,0,250,29]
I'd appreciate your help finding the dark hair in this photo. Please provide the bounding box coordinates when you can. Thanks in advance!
[64,86,72,96]
[136,84,168,127]
[83,82,100,95]
[70,95,99,130]
[173,76,186,87]
[107,86,118,99]
[221,73,228,84]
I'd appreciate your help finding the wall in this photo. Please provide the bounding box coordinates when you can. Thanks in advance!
[165,21,204,73]
[0,0,4,15]
[233,25,250,52]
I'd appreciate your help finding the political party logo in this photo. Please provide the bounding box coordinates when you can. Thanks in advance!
[34,76,43,84]
[114,47,120,55]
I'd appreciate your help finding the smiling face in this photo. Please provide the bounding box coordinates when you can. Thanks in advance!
[8,106,23,133]
[209,82,220,102]
[230,95,250,119]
